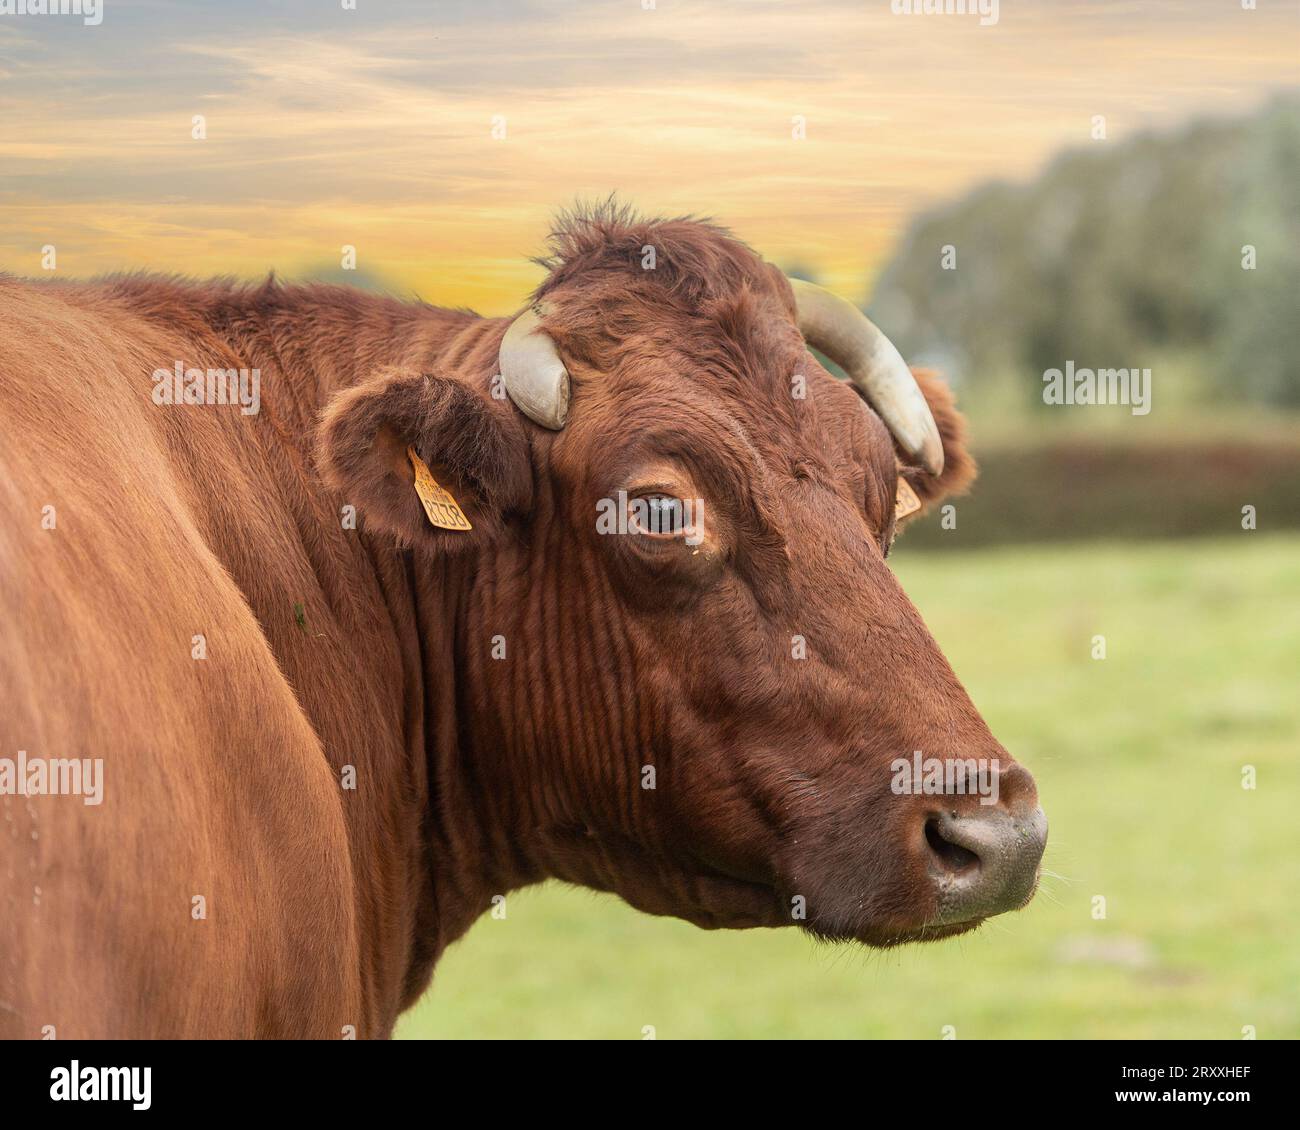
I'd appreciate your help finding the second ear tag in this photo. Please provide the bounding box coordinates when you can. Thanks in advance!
[407,446,473,531]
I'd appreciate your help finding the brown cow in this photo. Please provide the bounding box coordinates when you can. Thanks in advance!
[0,204,1045,1039]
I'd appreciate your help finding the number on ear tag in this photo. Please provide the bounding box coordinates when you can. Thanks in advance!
[407,446,473,531]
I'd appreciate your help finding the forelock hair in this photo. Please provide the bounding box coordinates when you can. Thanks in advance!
[532,197,779,307]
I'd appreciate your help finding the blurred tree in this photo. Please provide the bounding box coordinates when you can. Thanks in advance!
[869,97,1300,410]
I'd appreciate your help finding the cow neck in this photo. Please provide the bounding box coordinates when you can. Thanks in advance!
[398,505,555,1009]
[401,313,534,957]
[234,290,519,1024]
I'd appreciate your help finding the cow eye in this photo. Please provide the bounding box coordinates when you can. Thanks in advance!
[632,494,689,538]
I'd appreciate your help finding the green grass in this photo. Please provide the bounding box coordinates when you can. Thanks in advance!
[397,535,1300,1039]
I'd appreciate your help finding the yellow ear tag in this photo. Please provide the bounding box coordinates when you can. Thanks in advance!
[895,477,923,521]
[406,446,472,531]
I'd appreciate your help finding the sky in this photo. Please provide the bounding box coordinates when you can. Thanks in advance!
[0,0,1296,313]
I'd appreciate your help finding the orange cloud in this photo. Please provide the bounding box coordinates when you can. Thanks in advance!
[0,1,1295,311]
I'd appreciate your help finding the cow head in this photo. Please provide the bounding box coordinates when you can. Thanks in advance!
[319,205,1046,947]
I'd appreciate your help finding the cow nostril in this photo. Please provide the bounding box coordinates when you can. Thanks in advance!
[926,805,1049,926]
[924,818,980,875]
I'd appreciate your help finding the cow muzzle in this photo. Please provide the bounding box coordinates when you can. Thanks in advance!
[921,766,1048,926]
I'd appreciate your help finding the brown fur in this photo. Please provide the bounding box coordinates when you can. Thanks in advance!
[0,204,1033,1038]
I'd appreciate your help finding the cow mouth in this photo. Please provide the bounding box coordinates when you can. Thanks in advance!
[550,828,993,943]
[682,852,997,944]
[688,861,990,945]
[873,917,987,945]
[805,915,987,948]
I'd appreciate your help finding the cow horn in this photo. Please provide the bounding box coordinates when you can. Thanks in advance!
[789,278,944,475]
[498,303,571,429]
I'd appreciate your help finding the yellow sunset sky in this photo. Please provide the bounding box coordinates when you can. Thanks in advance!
[1,0,1296,313]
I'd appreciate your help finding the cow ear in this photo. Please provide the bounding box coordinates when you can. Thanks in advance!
[897,368,977,513]
[316,369,532,552]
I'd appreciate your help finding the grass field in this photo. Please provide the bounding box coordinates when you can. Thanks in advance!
[397,534,1300,1039]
